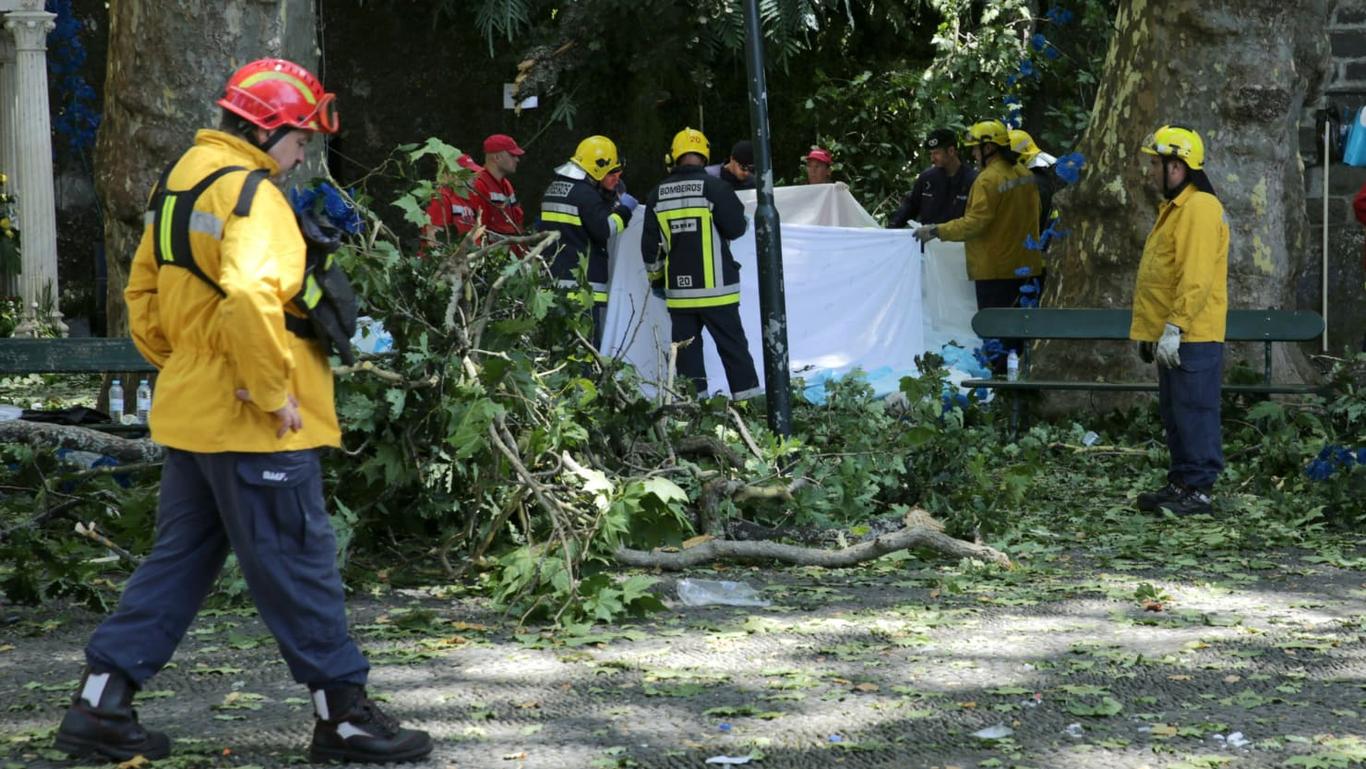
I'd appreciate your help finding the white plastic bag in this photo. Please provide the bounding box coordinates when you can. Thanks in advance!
[676,578,771,607]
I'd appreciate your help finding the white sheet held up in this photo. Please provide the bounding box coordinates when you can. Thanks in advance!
[599,185,979,398]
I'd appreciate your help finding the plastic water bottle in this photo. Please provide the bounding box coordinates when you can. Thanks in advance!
[1006,350,1020,382]
[135,379,152,424]
[108,379,124,424]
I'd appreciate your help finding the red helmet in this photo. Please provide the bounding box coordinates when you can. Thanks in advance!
[217,58,339,134]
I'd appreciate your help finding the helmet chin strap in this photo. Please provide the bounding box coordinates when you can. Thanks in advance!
[258,127,290,153]
[1161,156,1190,199]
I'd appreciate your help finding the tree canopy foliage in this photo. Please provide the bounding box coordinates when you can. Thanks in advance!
[421,0,1115,212]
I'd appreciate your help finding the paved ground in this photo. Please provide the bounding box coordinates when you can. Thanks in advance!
[1,549,1364,769]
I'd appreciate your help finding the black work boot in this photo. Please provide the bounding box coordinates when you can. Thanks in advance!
[309,685,433,764]
[1137,482,1184,512]
[1159,486,1214,516]
[53,667,171,761]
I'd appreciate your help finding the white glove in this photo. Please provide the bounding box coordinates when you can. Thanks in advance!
[1155,323,1182,368]
[913,225,939,244]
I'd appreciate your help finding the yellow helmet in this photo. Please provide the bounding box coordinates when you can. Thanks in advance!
[1140,124,1204,170]
[668,127,710,165]
[1008,128,1041,163]
[571,135,623,181]
[962,120,1010,148]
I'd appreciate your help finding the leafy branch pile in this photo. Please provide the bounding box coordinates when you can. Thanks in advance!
[327,141,1009,625]
[0,142,1360,627]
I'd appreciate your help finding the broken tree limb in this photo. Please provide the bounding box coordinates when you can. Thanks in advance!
[614,514,1011,570]
[0,420,164,463]
[676,435,744,469]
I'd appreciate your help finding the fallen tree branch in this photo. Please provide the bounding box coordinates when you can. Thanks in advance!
[728,406,765,464]
[614,512,1011,570]
[1047,442,1149,455]
[0,421,164,463]
[333,360,439,388]
[676,435,744,469]
[74,520,141,566]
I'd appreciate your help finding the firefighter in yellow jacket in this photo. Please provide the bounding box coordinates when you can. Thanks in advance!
[914,120,1041,370]
[54,59,430,764]
[1131,125,1229,517]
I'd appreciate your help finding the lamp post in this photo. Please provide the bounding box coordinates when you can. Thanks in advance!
[740,0,791,436]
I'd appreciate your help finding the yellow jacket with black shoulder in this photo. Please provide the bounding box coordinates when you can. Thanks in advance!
[936,156,1042,280]
[125,129,340,452]
[1129,184,1229,342]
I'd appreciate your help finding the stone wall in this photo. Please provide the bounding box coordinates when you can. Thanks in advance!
[1301,0,1366,354]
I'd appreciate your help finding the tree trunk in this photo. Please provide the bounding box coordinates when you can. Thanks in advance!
[1041,0,1333,395]
[95,0,319,340]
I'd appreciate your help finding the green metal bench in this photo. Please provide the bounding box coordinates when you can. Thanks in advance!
[961,308,1326,431]
[0,337,155,375]
[0,337,155,434]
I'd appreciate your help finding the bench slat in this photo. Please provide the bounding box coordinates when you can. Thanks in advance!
[1225,310,1324,341]
[971,308,1325,342]
[962,378,1324,395]
[0,338,155,374]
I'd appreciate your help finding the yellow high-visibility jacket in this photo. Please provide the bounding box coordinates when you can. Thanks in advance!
[1129,184,1229,343]
[125,129,341,452]
[937,156,1041,280]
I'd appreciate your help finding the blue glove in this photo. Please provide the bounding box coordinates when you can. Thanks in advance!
[619,192,639,212]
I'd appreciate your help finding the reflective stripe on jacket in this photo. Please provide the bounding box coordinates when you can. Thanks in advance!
[937,156,1042,280]
[641,166,748,309]
[538,174,630,302]
[471,168,524,236]
[1130,184,1229,342]
[125,129,340,452]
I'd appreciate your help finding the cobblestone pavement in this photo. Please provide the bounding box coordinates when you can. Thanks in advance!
[2,552,1364,769]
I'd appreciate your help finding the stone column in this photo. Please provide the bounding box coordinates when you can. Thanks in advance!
[0,34,16,190]
[4,1,65,336]
[0,33,18,298]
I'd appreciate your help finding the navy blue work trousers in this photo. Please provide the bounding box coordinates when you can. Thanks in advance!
[85,448,369,688]
[671,305,761,399]
[1157,342,1225,490]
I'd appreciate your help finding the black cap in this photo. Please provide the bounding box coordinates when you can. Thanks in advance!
[925,129,958,150]
[730,140,754,166]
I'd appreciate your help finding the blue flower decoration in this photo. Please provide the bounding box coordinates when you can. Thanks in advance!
[1305,458,1334,481]
[1014,266,1034,278]
[1044,45,1061,61]
[1357,447,1366,465]
[1031,33,1047,51]
[1024,234,1043,251]
[974,338,1006,368]
[1045,6,1074,25]
[321,184,364,235]
[1318,444,1356,467]
[1019,60,1038,79]
[290,182,364,235]
[46,0,101,155]
[1055,152,1086,185]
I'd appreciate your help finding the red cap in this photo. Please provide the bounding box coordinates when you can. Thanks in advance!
[802,146,833,165]
[483,134,524,156]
